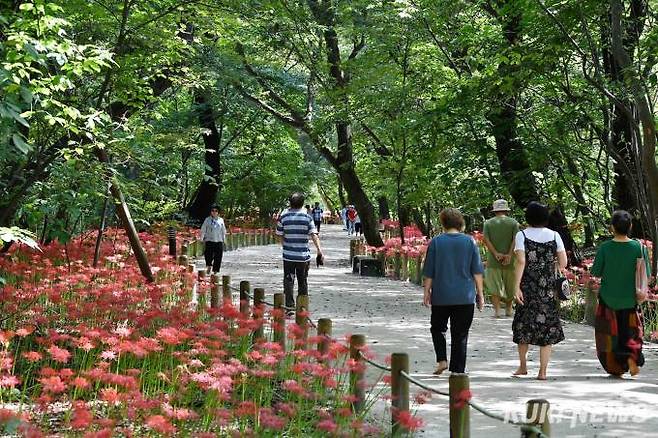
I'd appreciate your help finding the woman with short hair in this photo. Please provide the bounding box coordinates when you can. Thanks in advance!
[422,208,484,375]
[513,201,566,380]
[200,205,226,274]
[591,210,650,377]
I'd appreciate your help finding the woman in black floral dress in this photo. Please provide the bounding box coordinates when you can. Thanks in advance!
[512,202,567,380]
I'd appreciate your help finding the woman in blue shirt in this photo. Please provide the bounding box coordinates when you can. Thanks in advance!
[423,208,484,375]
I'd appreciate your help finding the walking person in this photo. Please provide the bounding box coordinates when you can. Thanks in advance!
[512,202,566,380]
[276,193,324,314]
[200,205,226,274]
[354,213,362,236]
[311,202,324,233]
[423,208,485,375]
[483,199,519,318]
[346,206,357,236]
[591,210,650,377]
[341,205,348,231]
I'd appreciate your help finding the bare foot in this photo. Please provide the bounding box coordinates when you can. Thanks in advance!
[505,307,513,317]
[433,362,448,375]
[512,367,527,377]
[628,358,640,376]
[536,373,547,381]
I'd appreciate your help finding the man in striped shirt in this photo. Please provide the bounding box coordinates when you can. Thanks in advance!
[276,193,324,312]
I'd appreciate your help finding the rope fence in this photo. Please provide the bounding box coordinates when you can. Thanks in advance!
[177,237,552,438]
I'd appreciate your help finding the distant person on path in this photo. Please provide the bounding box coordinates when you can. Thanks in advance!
[422,208,484,375]
[347,206,357,236]
[512,201,566,380]
[591,210,650,377]
[483,199,519,318]
[305,204,311,216]
[354,213,362,236]
[200,204,226,274]
[341,205,348,231]
[311,202,323,233]
[276,193,324,314]
[548,207,581,267]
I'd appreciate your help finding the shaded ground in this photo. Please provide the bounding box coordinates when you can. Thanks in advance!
[211,224,658,437]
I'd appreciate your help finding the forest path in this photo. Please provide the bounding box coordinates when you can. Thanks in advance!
[212,224,658,438]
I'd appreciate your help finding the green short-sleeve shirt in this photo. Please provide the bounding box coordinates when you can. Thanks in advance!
[590,240,651,310]
[483,216,519,270]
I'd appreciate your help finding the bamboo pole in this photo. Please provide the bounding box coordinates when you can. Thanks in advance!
[524,399,550,437]
[239,280,250,316]
[253,287,265,343]
[317,318,332,358]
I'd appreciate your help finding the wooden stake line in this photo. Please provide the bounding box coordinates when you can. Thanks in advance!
[524,399,550,438]
[317,318,332,358]
[273,293,286,351]
[239,281,250,316]
[253,288,265,343]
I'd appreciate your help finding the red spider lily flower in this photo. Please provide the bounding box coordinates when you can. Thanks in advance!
[70,402,93,430]
[100,350,117,361]
[451,389,472,409]
[71,377,90,390]
[15,327,34,337]
[235,401,257,418]
[47,345,71,364]
[394,410,423,431]
[275,402,297,418]
[100,388,120,404]
[259,408,288,431]
[145,415,176,435]
[39,376,66,393]
[22,351,43,363]
[0,375,20,388]
[316,419,338,433]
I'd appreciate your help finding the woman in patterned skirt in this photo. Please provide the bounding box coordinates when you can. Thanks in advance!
[512,202,567,380]
[591,210,650,377]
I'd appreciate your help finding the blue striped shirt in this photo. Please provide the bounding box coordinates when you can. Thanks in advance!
[276,209,317,262]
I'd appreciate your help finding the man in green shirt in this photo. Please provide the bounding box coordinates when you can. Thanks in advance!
[483,199,519,317]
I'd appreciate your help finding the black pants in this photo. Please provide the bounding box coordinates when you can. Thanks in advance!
[355,223,362,235]
[431,304,474,373]
[314,220,321,232]
[204,241,224,273]
[283,260,310,308]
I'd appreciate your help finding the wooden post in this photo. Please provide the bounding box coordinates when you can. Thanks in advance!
[391,352,409,436]
[253,288,265,343]
[198,269,206,282]
[401,253,408,281]
[350,239,357,262]
[222,275,231,303]
[449,373,470,438]
[295,295,309,349]
[317,318,332,357]
[415,254,423,285]
[524,399,550,438]
[181,242,188,256]
[239,281,250,316]
[178,254,188,266]
[210,274,220,309]
[187,263,195,274]
[349,334,366,413]
[273,293,286,350]
[583,284,597,326]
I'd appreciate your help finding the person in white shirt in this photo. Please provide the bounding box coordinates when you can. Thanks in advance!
[200,205,226,274]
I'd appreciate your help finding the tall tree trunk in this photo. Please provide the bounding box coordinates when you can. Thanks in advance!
[378,196,390,220]
[486,1,539,208]
[601,2,647,236]
[93,184,111,267]
[609,0,658,271]
[186,91,222,222]
[337,176,347,207]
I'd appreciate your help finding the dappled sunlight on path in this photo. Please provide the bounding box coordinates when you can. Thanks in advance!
[218,224,658,437]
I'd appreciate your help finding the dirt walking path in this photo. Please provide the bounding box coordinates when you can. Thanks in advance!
[214,224,658,437]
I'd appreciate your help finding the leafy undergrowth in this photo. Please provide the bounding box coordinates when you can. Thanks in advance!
[0,227,398,437]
